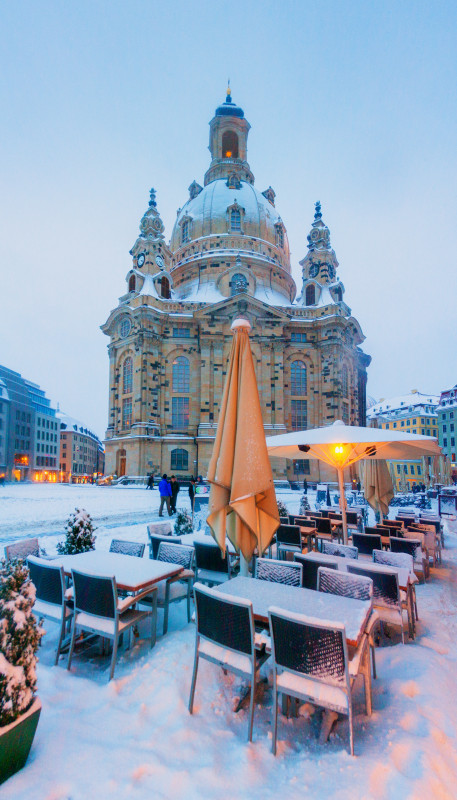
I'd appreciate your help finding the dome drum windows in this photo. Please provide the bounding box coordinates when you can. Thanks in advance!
[275,222,285,249]
[226,202,245,234]
[180,215,192,245]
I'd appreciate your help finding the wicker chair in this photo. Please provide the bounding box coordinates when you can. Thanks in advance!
[352,533,382,556]
[67,568,157,681]
[27,556,73,666]
[255,557,302,587]
[275,524,303,560]
[268,606,371,756]
[194,541,231,586]
[156,542,195,634]
[347,563,408,644]
[293,553,337,590]
[189,583,269,742]
[149,533,182,560]
[390,536,427,582]
[5,538,40,561]
[109,539,145,558]
[372,549,418,623]
[322,541,358,560]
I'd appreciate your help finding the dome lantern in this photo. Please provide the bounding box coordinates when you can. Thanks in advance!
[204,86,254,186]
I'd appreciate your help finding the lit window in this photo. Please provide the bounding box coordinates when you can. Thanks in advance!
[172,397,190,429]
[172,357,190,393]
[123,357,133,394]
[222,130,239,158]
[230,209,241,232]
[291,399,307,430]
[171,448,189,470]
[291,361,307,395]
[122,398,132,429]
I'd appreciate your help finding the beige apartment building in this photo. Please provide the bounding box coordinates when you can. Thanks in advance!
[58,412,104,483]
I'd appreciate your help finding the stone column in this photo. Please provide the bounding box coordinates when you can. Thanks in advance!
[107,344,117,437]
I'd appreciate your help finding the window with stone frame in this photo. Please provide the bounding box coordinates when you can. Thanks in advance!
[291,361,307,395]
[305,284,316,305]
[122,398,132,429]
[161,276,171,299]
[172,397,190,429]
[275,224,284,248]
[181,220,190,244]
[230,273,248,296]
[123,357,133,394]
[230,208,241,232]
[128,275,136,292]
[293,459,310,475]
[291,399,307,430]
[341,365,349,397]
[171,448,189,471]
[172,356,190,392]
[222,130,239,158]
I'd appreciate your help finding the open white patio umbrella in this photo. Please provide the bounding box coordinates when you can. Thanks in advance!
[360,459,394,522]
[207,318,280,573]
[266,420,441,544]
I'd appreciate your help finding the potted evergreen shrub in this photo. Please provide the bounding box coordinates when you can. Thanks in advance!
[277,499,289,519]
[0,559,43,784]
[173,509,193,536]
[57,508,96,555]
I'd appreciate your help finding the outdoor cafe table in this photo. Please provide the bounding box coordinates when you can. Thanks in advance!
[301,550,417,591]
[52,551,183,593]
[218,576,372,648]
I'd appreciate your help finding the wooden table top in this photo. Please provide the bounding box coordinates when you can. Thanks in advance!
[52,551,183,592]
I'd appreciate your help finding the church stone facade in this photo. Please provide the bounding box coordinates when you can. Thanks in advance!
[101,89,371,482]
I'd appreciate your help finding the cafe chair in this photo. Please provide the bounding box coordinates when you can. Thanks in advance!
[156,542,195,634]
[109,539,145,558]
[255,557,302,587]
[293,553,337,590]
[149,533,182,560]
[27,556,74,666]
[347,564,409,644]
[194,541,231,586]
[322,541,358,560]
[5,538,40,561]
[352,533,382,557]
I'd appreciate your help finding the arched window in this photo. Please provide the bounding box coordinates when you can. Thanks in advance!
[172,356,190,392]
[181,220,189,244]
[291,361,307,395]
[123,357,133,394]
[342,365,348,397]
[171,448,188,471]
[305,284,315,305]
[222,130,239,158]
[230,208,241,232]
[334,286,342,302]
[161,276,171,299]
[275,225,284,248]
[231,273,248,296]
[128,275,136,292]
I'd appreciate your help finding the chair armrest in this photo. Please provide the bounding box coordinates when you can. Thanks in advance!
[117,585,158,613]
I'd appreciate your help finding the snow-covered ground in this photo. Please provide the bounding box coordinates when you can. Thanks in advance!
[1,486,457,799]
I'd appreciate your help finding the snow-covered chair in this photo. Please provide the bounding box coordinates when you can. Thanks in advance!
[322,541,358,560]
[352,532,382,557]
[5,538,40,561]
[189,583,269,742]
[372,549,418,624]
[294,553,337,590]
[347,563,409,643]
[390,536,427,582]
[194,541,231,586]
[67,569,157,681]
[255,557,302,587]
[27,556,74,666]
[149,533,182,560]
[275,524,303,560]
[268,607,371,756]
[155,542,195,634]
[109,539,145,558]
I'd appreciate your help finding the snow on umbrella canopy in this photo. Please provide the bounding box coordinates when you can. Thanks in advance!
[266,420,441,543]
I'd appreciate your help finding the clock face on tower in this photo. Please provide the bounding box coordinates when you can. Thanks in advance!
[155,255,164,269]
[137,253,145,267]
[309,263,319,279]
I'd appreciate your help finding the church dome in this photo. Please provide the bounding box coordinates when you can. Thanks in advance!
[170,178,291,272]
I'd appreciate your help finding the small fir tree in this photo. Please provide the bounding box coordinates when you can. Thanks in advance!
[299,494,311,514]
[0,559,42,727]
[277,499,289,518]
[57,508,96,555]
[173,509,193,536]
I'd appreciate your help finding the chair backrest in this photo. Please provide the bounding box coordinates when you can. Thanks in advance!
[381,520,403,529]
[269,607,348,687]
[322,541,358,560]
[317,566,373,601]
[193,582,253,656]
[157,542,194,570]
[365,526,385,536]
[390,536,422,560]
[374,525,390,535]
[294,553,337,590]
[319,510,329,518]
[27,556,64,607]
[294,517,315,529]
[194,541,229,575]
[316,518,331,534]
[279,516,289,525]
[396,515,415,526]
[287,515,297,525]
[5,538,40,562]
[352,532,381,555]
[276,524,302,548]
[347,564,399,608]
[309,510,322,518]
[255,557,302,586]
[345,512,359,526]
[328,512,342,521]
[109,539,145,558]
[149,534,182,560]
[71,569,116,619]
[147,522,173,537]
[372,549,414,572]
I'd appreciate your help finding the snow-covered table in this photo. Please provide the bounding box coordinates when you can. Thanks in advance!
[302,550,417,590]
[218,576,372,647]
[52,551,183,593]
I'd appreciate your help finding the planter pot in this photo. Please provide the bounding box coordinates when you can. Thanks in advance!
[0,697,41,785]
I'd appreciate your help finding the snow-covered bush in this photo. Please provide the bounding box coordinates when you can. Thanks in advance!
[57,508,96,555]
[0,559,42,727]
[173,509,193,536]
[299,494,311,514]
[277,499,289,518]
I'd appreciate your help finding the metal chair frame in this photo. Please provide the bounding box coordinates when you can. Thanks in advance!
[27,555,73,666]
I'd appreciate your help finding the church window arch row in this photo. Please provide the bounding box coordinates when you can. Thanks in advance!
[289,359,309,431]
[291,360,307,396]
[122,356,133,395]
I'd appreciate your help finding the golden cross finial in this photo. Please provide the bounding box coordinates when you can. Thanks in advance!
[226,79,231,98]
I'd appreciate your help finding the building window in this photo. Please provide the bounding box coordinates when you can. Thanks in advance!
[222,130,239,158]
[172,356,190,392]
[410,464,415,474]
[334,286,342,301]
[341,365,348,398]
[172,397,190,429]
[230,209,241,232]
[443,425,447,432]
[182,220,189,244]
[290,332,307,343]
[452,438,455,447]
[293,459,310,475]
[171,448,189,471]
[443,438,447,447]
[128,275,136,292]
[291,399,307,430]
[161,276,171,299]
[275,225,284,248]
[122,398,132,429]
[291,361,307,395]
[396,464,401,474]
[123,357,133,394]
[231,273,248,295]
[417,466,422,475]
[305,284,316,306]
[342,403,349,424]
[172,327,190,338]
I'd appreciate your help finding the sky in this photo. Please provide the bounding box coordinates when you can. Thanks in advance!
[1,0,456,439]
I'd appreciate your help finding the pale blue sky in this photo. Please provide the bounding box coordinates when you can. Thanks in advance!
[1,1,456,437]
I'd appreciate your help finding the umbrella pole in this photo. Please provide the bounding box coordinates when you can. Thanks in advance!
[337,467,349,545]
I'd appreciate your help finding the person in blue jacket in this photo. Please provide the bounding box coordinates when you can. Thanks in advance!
[158,473,172,517]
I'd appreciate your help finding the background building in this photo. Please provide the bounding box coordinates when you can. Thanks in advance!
[367,390,441,490]
[58,411,104,483]
[102,90,371,482]
[436,385,457,481]
[0,379,11,479]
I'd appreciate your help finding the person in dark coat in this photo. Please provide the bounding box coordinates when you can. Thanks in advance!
[303,478,308,494]
[158,474,172,517]
[146,473,154,490]
[189,477,197,512]
[170,475,180,513]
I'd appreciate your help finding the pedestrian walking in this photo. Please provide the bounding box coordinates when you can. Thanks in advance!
[170,475,180,513]
[303,478,308,494]
[146,473,154,490]
[158,473,172,517]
